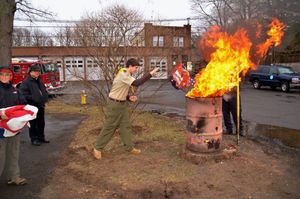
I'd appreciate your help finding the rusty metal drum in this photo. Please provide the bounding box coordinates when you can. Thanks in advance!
[185,97,223,153]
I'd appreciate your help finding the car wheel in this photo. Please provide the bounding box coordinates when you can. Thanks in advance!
[253,80,260,89]
[281,82,290,92]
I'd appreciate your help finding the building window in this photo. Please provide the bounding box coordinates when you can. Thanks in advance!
[56,61,62,68]
[173,36,184,47]
[153,36,164,47]
[64,58,84,68]
[150,57,168,79]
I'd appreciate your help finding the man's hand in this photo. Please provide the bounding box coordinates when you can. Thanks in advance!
[129,95,138,102]
[150,67,160,76]
[0,110,8,120]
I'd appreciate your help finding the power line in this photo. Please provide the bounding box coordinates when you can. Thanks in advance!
[14,17,200,30]
[14,17,200,24]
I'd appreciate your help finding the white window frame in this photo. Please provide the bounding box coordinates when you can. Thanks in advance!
[173,36,184,47]
[150,57,168,79]
[153,36,164,47]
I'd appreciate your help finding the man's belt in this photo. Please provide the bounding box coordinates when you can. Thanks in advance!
[109,97,126,103]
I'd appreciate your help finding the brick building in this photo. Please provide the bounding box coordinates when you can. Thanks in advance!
[12,23,193,81]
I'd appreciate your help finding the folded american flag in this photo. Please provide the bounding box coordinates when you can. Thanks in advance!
[0,105,38,138]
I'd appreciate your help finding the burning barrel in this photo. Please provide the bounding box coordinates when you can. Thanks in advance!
[185,97,223,153]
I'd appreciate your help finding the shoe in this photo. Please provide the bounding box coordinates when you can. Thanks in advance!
[31,140,41,146]
[7,177,27,185]
[39,139,50,143]
[93,148,102,160]
[130,148,141,155]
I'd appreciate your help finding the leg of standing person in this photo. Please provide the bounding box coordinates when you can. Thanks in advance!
[222,98,233,134]
[119,105,134,152]
[94,101,123,151]
[37,107,48,143]
[3,134,26,185]
[29,116,40,146]
[5,135,27,185]
[0,138,7,177]
[4,135,20,181]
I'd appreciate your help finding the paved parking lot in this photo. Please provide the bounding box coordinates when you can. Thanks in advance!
[61,80,300,130]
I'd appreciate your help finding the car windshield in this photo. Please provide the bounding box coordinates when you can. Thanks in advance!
[278,67,295,74]
[42,63,58,72]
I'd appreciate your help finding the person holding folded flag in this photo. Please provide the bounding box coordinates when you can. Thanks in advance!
[0,65,37,185]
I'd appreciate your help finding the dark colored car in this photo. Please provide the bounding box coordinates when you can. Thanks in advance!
[248,65,300,92]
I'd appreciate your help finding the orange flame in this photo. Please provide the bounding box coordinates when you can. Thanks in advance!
[256,22,263,39]
[256,18,285,59]
[186,18,285,98]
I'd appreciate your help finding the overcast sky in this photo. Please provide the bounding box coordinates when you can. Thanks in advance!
[19,0,194,26]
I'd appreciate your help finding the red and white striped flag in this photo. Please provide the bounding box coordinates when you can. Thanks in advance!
[0,105,38,138]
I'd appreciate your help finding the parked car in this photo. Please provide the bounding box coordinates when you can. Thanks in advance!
[248,65,300,92]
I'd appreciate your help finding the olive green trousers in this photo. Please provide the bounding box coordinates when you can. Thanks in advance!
[94,100,133,151]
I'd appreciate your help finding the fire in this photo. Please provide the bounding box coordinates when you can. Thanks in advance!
[186,18,285,98]
[187,27,254,98]
[256,18,285,58]
[255,22,263,39]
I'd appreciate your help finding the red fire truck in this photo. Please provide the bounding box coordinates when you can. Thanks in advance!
[10,60,65,95]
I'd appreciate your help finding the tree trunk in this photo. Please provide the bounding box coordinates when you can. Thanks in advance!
[0,0,16,66]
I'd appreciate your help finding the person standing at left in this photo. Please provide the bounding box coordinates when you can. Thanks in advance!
[19,65,49,146]
[0,66,28,185]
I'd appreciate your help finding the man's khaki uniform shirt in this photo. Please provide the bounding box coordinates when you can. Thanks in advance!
[109,68,135,101]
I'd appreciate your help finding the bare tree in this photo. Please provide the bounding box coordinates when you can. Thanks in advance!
[13,28,26,46]
[190,0,235,31]
[68,4,143,106]
[55,26,74,47]
[0,0,52,66]
[13,27,56,47]
[191,0,299,35]
[31,29,52,46]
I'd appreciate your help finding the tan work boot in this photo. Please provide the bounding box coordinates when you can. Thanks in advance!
[93,148,102,160]
[130,148,141,155]
[7,176,27,185]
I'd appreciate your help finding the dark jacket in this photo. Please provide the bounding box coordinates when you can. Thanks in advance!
[19,76,48,108]
[0,82,27,108]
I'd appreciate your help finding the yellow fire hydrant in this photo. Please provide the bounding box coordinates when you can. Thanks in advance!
[80,90,87,105]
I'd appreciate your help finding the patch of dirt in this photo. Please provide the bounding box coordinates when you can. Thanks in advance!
[37,118,300,199]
